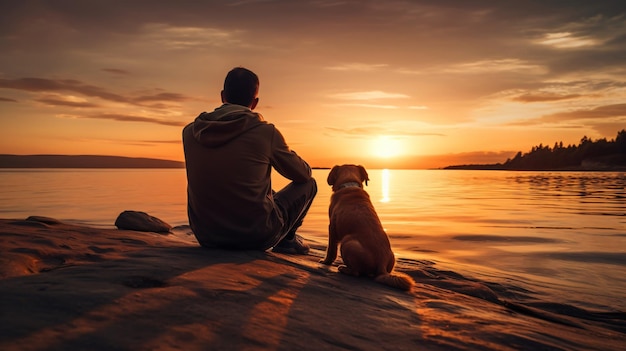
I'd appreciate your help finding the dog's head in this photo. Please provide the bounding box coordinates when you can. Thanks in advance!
[327,164,369,191]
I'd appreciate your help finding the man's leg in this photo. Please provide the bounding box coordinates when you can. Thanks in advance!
[272,177,317,253]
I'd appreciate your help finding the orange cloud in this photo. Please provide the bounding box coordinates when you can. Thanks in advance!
[102,68,131,75]
[328,90,410,101]
[0,78,130,103]
[325,126,444,138]
[0,77,193,107]
[542,103,626,122]
[35,96,100,108]
[513,93,582,103]
[59,113,186,127]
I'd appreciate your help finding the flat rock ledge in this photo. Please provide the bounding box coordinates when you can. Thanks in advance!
[1,218,624,350]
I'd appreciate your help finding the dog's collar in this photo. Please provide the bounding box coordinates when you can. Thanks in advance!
[338,182,361,189]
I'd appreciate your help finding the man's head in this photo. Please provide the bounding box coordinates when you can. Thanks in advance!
[221,67,259,109]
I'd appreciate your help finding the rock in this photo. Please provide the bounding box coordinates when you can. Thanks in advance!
[9,216,63,228]
[114,211,172,233]
[25,216,63,225]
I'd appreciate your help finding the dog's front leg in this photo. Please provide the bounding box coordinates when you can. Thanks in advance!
[320,222,338,265]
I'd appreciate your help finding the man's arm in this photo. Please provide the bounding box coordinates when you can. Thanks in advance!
[270,127,312,183]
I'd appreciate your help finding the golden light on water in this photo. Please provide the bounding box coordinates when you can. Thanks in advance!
[380,168,390,203]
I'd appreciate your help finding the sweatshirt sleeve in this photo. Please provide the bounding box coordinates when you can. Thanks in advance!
[269,127,312,183]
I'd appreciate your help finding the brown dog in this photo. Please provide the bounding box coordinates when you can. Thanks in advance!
[320,164,415,291]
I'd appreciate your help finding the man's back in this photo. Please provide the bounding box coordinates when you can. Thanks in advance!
[183,67,316,254]
[183,104,311,249]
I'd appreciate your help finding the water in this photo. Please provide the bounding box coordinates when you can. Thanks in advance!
[1,168,624,314]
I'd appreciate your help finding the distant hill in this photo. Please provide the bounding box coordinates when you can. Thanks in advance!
[445,129,626,171]
[0,155,184,168]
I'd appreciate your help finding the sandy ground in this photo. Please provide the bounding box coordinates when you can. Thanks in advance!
[1,217,624,351]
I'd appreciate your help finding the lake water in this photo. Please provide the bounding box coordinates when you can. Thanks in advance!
[1,168,625,317]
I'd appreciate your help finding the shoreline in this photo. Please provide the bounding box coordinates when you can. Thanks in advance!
[1,216,624,350]
[442,165,626,172]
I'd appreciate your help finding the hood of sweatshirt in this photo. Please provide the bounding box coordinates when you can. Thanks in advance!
[191,103,266,147]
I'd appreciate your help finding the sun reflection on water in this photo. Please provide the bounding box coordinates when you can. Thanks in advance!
[380,168,390,203]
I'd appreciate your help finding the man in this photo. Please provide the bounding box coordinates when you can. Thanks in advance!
[183,67,317,254]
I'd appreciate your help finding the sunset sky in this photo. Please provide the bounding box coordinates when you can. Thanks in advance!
[1,1,625,169]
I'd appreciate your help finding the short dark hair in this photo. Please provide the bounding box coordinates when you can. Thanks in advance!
[223,67,259,107]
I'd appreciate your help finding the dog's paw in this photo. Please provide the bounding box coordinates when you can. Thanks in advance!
[319,258,333,265]
[338,265,359,276]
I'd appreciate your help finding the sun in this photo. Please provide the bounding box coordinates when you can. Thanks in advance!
[370,135,404,158]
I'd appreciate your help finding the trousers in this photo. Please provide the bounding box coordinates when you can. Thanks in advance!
[267,177,317,248]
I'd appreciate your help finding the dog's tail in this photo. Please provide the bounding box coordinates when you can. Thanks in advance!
[374,272,415,291]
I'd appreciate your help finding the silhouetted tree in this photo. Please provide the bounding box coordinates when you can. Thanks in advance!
[498,129,626,170]
[616,130,626,152]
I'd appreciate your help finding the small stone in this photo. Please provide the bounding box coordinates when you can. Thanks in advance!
[114,211,172,233]
[25,216,63,225]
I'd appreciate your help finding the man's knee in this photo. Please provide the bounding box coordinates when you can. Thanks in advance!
[274,177,317,207]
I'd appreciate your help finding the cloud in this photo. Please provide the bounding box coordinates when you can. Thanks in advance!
[513,93,583,103]
[527,14,626,75]
[533,13,626,51]
[227,0,276,6]
[535,32,601,49]
[133,92,190,103]
[0,77,193,107]
[442,59,548,75]
[396,58,549,78]
[59,113,186,127]
[328,90,410,100]
[591,122,626,136]
[0,78,128,103]
[118,139,183,147]
[325,126,444,138]
[0,96,17,102]
[325,63,388,71]
[493,79,626,103]
[68,137,181,147]
[333,103,399,109]
[325,126,376,136]
[141,23,246,50]
[509,103,626,126]
[138,139,182,144]
[90,113,187,127]
[102,68,130,75]
[541,103,626,122]
[35,96,100,108]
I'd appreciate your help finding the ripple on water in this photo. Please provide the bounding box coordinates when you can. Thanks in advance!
[452,235,564,244]
[532,251,626,266]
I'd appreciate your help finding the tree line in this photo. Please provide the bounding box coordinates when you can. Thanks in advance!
[446,129,626,171]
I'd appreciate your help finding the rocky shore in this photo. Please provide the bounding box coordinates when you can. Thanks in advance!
[1,216,624,350]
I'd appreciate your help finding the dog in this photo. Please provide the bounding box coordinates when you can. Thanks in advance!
[320,164,415,291]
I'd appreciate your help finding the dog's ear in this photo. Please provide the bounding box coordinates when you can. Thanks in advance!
[358,165,369,186]
[327,166,339,185]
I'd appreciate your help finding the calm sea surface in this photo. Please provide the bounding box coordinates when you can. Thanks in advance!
[1,168,624,312]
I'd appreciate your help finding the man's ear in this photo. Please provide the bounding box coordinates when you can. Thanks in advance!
[221,90,226,103]
[250,97,259,110]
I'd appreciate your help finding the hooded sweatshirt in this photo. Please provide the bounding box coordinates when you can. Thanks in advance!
[182,103,312,249]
